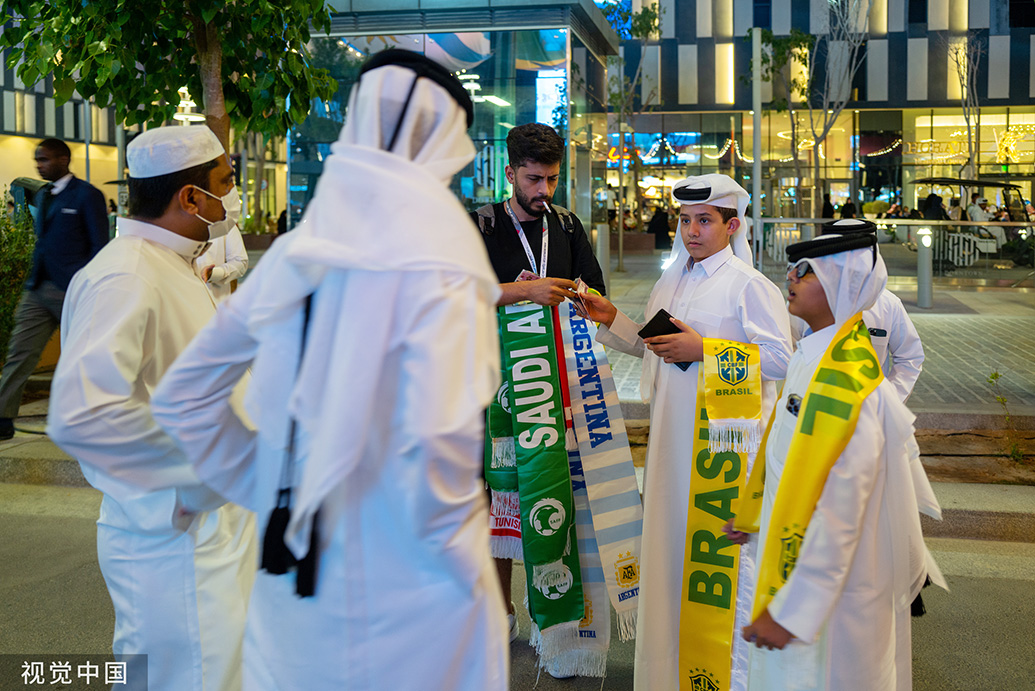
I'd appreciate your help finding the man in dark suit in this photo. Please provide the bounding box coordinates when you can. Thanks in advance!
[0,138,108,439]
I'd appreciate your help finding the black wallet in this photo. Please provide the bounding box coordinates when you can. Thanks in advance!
[637,309,692,371]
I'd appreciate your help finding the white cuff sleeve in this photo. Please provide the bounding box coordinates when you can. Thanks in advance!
[209,266,228,284]
[595,309,645,358]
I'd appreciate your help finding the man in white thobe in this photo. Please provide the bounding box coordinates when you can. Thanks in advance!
[46,126,256,691]
[580,175,793,691]
[150,50,509,689]
[738,233,942,691]
[195,224,248,301]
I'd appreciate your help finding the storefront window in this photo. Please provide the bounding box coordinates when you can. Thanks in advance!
[887,108,1035,207]
[287,29,608,228]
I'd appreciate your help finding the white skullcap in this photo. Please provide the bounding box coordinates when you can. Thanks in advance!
[976,197,987,204]
[127,126,226,179]
[671,173,753,264]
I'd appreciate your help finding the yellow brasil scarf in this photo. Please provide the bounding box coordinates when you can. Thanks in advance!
[735,315,884,622]
[678,339,762,691]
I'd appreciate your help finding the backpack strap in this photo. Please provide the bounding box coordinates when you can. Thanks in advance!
[474,203,497,236]
[551,204,576,234]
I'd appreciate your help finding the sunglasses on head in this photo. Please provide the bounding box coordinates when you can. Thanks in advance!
[787,261,813,279]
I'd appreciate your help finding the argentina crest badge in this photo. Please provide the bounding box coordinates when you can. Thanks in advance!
[779,531,804,582]
[715,346,750,386]
[614,551,640,588]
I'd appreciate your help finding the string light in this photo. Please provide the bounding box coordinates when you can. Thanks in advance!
[865,139,902,157]
[734,140,753,163]
[704,138,733,160]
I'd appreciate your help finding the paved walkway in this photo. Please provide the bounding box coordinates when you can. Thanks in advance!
[2,482,1032,689]
[602,251,1035,421]
[1,247,1032,689]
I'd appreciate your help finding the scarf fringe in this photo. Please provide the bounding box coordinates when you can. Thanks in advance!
[565,426,578,451]
[539,647,608,678]
[490,489,520,518]
[490,535,523,560]
[491,436,516,469]
[616,608,638,642]
[489,490,523,559]
[708,419,762,454]
[529,620,580,661]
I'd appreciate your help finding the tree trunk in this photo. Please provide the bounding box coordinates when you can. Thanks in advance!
[193,18,230,152]
[810,142,822,240]
[616,109,625,271]
[790,112,802,218]
[248,132,266,224]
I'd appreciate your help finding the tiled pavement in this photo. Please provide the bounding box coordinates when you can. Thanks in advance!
[601,252,1035,420]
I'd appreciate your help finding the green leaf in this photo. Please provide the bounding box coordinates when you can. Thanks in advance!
[53,76,76,104]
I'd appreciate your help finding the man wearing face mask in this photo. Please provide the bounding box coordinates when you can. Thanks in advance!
[47,126,256,691]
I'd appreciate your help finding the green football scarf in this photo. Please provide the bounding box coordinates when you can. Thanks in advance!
[497,303,583,657]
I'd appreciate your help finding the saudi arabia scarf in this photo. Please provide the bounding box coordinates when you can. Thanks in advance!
[492,303,583,658]
[487,303,645,670]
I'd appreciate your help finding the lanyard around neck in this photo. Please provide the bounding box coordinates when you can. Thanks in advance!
[504,199,549,278]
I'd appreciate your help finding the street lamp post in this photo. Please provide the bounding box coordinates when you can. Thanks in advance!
[917,227,933,309]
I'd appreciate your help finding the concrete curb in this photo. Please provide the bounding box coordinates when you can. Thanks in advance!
[921,510,1035,543]
[620,401,1035,433]
[0,455,88,488]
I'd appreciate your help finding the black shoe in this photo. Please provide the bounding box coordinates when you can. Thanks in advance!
[0,418,14,441]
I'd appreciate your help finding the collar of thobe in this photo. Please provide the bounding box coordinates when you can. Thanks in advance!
[684,243,733,277]
[116,217,211,261]
[49,173,74,196]
[797,321,839,363]
[638,243,734,402]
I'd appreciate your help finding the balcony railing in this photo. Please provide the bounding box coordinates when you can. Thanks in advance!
[753,218,1034,289]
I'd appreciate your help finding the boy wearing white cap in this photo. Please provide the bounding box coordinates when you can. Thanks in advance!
[47,126,255,691]
[731,233,943,691]
[579,174,792,691]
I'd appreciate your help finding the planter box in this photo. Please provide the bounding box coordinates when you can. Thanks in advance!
[242,233,276,250]
[609,231,656,254]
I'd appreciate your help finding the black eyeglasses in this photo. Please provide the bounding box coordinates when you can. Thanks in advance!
[787,261,813,279]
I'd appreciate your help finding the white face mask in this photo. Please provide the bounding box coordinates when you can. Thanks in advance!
[193,185,241,240]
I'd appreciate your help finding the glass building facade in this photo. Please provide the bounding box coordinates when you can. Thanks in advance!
[287,14,615,232]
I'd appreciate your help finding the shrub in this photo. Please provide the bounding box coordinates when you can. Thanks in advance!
[862,200,891,216]
[0,202,36,367]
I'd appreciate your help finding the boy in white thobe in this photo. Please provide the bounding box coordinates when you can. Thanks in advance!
[735,233,942,691]
[47,126,256,691]
[151,51,509,690]
[790,219,925,401]
[580,175,793,691]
